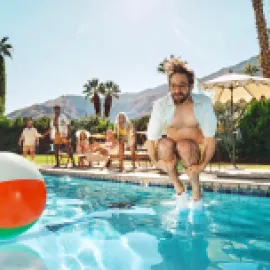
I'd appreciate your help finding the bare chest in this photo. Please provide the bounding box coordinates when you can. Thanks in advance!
[170,103,198,128]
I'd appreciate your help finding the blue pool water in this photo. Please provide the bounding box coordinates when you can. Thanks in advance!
[1,175,270,270]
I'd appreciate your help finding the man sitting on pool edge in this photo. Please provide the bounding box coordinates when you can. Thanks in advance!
[146,57,217,210]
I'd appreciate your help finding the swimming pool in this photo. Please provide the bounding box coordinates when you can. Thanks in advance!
[0,174,270,270]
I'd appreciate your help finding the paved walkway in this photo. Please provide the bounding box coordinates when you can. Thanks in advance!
[40,165,270,195]
[204,167,270,179]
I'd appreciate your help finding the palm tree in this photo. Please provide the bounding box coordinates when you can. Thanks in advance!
[157,54,184,74]
[244,64,260,76]
[103,81,121,118]
[251,0,270,78]
[0,37,13,116]
[83,79,104,117]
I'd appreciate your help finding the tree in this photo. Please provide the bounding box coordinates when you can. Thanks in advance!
[267,28,270,46]
[157,55,185,74]
[252,0,270,78]
[0,37,13,116]
[244,64,260,76]
[83,79,103,117]
[214,99,248,162]
[238,99,270,162]
[103,81,120,118]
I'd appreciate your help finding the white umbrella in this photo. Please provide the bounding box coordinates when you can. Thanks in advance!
[201,73,270,169]
[201,73,270,104]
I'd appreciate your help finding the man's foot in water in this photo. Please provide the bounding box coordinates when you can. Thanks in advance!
[176,192,189,210]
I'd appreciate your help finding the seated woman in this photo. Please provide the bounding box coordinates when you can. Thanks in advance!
[114,112,136,171]
[76,130,91,167]
[84,130,120,169]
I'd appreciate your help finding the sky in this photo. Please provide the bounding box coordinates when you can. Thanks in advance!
[1,0,269,113]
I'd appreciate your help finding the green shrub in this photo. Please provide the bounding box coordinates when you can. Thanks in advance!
[238,100,270,162]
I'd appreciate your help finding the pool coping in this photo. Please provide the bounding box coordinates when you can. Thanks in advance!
[39,167,270,196]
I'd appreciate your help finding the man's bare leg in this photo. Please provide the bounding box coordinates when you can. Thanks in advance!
[54,144,60,167]
[67,143,76,167]
[157,138,184,195]
[30,150,35,161]
[23,150,27,159]
[176,140,201,200]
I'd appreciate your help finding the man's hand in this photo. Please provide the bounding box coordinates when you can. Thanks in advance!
[185,163,205,175]
[155,158,176,173]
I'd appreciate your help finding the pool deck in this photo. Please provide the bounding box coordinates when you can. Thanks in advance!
[39,165,270,195]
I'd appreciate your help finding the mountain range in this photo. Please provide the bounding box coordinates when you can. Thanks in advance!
[8,55,260,121]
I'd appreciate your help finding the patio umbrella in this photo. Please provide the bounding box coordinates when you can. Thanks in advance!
[201,73,270,104]
[201,73,270,169]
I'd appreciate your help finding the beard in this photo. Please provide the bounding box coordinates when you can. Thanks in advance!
[172,91,190,105]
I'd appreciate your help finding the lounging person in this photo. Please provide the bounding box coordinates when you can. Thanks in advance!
[84,130,118,169]
[76,130,90,167]
[146,57,217,209]
[44,105,76,168]
[18,120,42,161]
[84,143,110,169]
[114,112,136,171]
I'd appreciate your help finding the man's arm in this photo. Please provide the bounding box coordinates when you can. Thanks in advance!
[145,101,164,166]
[145,140,158,166]
[42,129,51,137]
[200,137,216,168]
[18,133,24,146]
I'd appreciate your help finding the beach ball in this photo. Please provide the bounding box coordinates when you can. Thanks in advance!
[0,243,46,270]
[0,152,47,239]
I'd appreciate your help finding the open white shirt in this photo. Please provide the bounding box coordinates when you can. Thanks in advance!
[21,127,41,146]
[50,114,70,139]
[147,93,217,140]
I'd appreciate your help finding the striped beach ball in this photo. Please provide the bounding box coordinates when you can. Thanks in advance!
[0,152,47,239]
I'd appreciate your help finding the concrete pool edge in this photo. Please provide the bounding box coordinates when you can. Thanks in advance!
[39,167,270,197]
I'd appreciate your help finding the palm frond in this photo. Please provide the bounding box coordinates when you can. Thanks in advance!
[5,44,12,49]
[3,48,12,58]
[91,78,99,88]
[1,37,9,43]
[98,83,106,94]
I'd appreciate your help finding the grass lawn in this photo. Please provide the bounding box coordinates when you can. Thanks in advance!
[31,154,78,165]
[27,154,270,170]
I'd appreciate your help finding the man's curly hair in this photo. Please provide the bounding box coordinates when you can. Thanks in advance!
[163,56,195,86]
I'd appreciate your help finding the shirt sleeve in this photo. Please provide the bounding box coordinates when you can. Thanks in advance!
[50,118,54,129]
[147,101,164,141]
[37,132,42,138]
[199,97,217,138]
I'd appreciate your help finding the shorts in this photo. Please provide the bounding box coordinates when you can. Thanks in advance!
[54,133,69,145]
[23,146,35,152]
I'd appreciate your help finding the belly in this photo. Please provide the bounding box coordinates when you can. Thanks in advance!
[170,115,198,129]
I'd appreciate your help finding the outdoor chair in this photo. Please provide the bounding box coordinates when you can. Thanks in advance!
[90,131,151,171]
